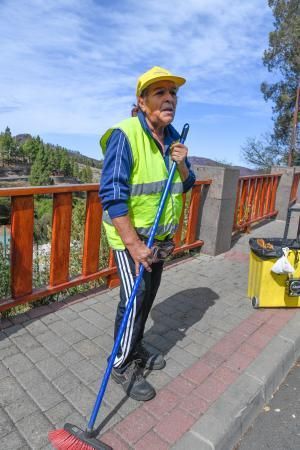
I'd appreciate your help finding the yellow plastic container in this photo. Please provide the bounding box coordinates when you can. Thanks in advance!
[248,249,300,308]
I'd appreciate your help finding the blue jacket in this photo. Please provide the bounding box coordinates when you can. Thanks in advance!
[99,111,196,219]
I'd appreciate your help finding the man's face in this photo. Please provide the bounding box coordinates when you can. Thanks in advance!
[138,80,178,128]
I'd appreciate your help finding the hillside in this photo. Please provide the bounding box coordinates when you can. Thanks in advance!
[15,134,102,169]
[189,156,259,176]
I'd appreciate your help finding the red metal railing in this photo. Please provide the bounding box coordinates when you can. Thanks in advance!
[233,174,282,232]
[0,180,211,312]
[289,172,300,205]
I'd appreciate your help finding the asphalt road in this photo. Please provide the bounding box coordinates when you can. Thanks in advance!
[236,360,300,450]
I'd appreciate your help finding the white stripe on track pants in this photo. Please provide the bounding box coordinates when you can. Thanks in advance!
[112,249,164,370]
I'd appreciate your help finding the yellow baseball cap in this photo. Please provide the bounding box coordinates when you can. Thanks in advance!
[136,66,186,97]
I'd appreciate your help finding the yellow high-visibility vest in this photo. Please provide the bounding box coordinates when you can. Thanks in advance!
[100,117,183,249]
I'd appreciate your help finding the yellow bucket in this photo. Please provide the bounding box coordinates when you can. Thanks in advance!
[248,248,300,308]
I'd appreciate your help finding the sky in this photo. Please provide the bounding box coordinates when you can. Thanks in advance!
[0,0,276,166]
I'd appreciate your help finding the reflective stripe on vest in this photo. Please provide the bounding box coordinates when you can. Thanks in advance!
[130,180,183,196]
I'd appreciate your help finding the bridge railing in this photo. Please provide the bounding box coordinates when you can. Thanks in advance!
[289,172,300,206]
[233,174,282,232]
[0,179,211,312]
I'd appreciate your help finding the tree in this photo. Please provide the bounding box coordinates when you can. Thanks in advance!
[241,133,286,169]
[79,165,93,183]
[261,0,300,148]
[59,151,72,176]
[242,0,300,169]
[29,147,51,185]
[0,127,16,166]
[73,161,80,178]
[22,136,42,164]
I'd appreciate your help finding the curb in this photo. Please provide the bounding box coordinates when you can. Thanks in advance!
[171,313,300,450]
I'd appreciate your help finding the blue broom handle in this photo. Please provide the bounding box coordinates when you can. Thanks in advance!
[87,123,189,432]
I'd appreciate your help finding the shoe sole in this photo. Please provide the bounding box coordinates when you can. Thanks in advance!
[111,371,156,401]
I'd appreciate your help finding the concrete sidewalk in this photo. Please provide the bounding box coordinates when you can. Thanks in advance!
[0,218,299,450]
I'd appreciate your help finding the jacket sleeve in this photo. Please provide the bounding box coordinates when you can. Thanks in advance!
[99,129,133,219]
[182,158,196,192]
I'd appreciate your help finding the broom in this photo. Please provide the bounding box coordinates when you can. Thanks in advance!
[48,123,190,450]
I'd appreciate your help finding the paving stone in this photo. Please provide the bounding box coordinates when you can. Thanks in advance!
[0,407,14,438]
[163,330,190,348]
[182,360,213,385]
[112,395,140,419]
[5,392,38,422]
[203,326,226,341]
[54,409,87,431]
[73,338,103,358]
[179,391,209,418]
[114,408,156,445]
[17,371,63,411]
[65,384,97,417]
[163,358,186,378]
[16,411,53,449]
[11,332,41,355]
[166,347,198,368]
[144,334,172,353]
[146,369,172,391]
[0,343,20,360]
[167,375,196,398]
[93,402,123,434]
[69,359,100,383]
[154,408,194,445]
[69,317,104,339]
[135,430,169,450]
[90,301,115,315]
[48,319,71,334]
[55,308,79,321]
[0,430,28,450]
[26,345,52,363]
[101,430,130,450]
[40,311,62,325]
[143,388,179,419]
[45,400,76,425]
[36,331,70,356]
[68,301,89,312]
[3,352,34,375]
[93,334,114,353]
[194,377,227,403]
[0,361,9,380]
[23,319,49,335]
[79,309,112,329]
[52,370,83,394]
[36,356,66,380]
[184,342,211,358]
[16,367,45,388]
[58,348,86,366]
[0,377,25,407]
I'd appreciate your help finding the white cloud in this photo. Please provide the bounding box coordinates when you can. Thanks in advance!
[0,0,272,139]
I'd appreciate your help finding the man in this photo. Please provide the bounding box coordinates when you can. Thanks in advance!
[99,66,195,401]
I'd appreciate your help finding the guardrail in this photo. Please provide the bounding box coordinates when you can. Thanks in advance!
[0,180,211,312]
[233,174,282,232]
[289,172,300,205]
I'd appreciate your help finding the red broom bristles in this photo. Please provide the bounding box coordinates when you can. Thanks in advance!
[48,429,95,450]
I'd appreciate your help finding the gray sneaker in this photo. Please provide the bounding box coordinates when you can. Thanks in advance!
[134,343,166,370]
[111,360,156,401]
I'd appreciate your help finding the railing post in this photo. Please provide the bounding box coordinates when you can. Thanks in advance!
[271,166,295,219]
[193,165,240,255]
